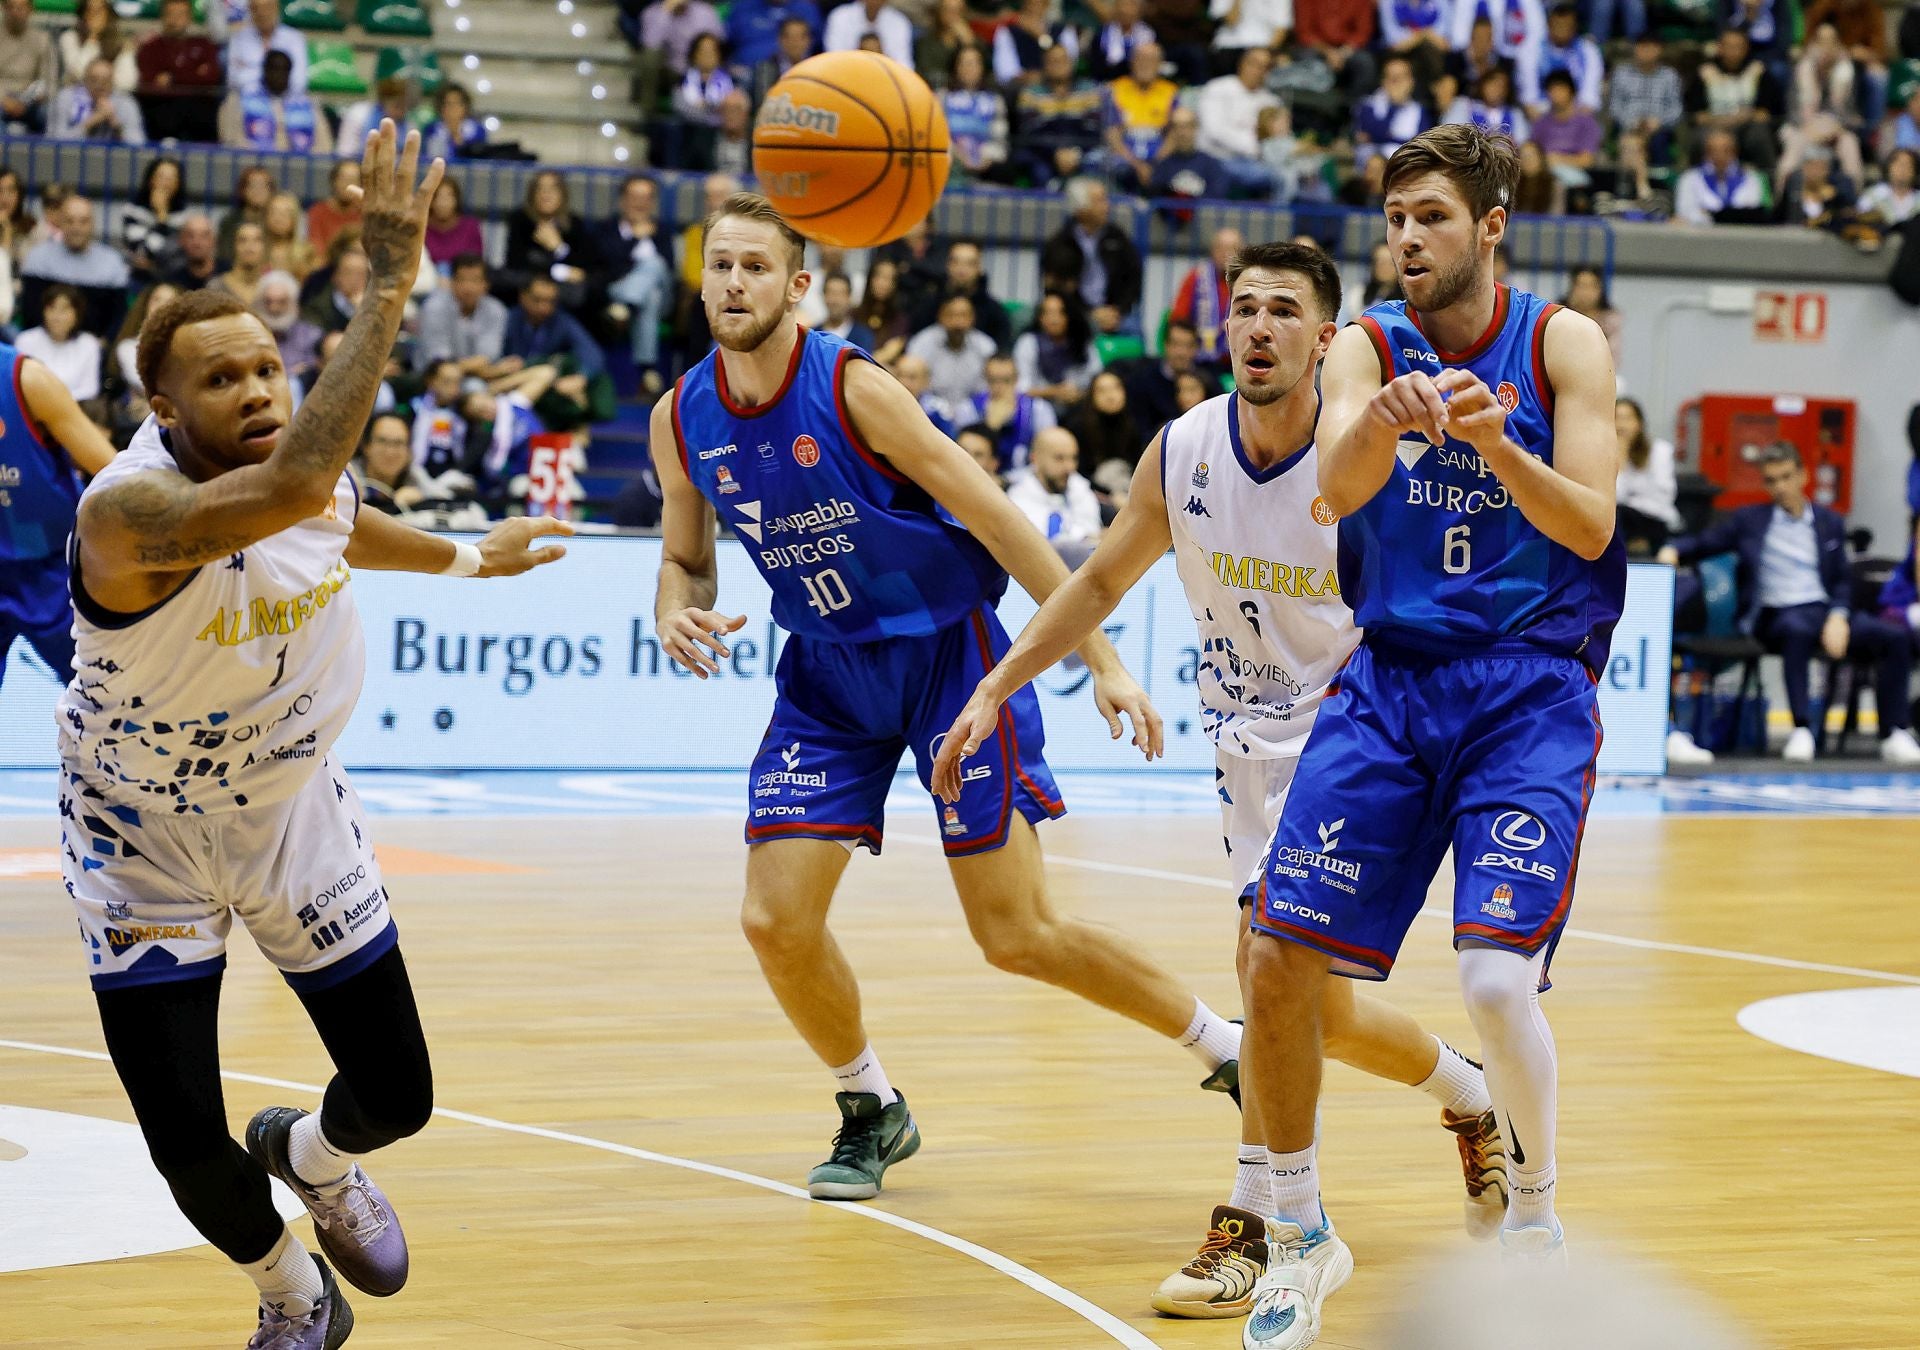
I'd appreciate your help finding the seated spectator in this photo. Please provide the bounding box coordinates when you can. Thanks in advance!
[751,15,816,108]
[675,32,736,125]
[0,0,58,133]
[1296,0,1376,96]
[1174,369,1212,413]
[1533,70,1602,180]
[1377,0,1455,84]
[1608,35,1683,165]
[1454,65,1530,143]
[111,280,179,422]
[1510,137,1564,212]
[706,88,753,175]
[1778,23,1866,185]
[1724,0,1785,61]
[310,327,399,415]
[52,55,145,142]
[505,171,592,315]
[891,351,956,435]
[417,252,513,376]
[955,421,1003,482]
[1040,176,1143,334]
[1685,28,1784,173]
[227,0,307,99]
[114,155,188,279]
[424,177,483,273]
[1197,49,1282,174]
[590,173,672,379]
[1804,0,1888,85]
[634,0,725,112]
[1257,104,1321,204]
[27,183,67,250]
[1148,104,1231,203]
[1086,0,1154,84]
[1212,0,1291,61]
[134,0,222,144]
[1878,515,1920,665]
[1613,395,1679,554]
[822,0,912,68]
[410,359,471,481]
[60,0,135,92]
[1858,147,1920,227]
[1145,0,1212,86]
[16,284,104,424]
[1354,54,1432,169]
[252,269,322,381]
[1006,426,1102,565]
[993,0,1078,89]
[1103,40,1179,192]
[1359,239,1402,308]
[854,256,910,362]
[261,191,313,282]
[337,76,419,160]
[943,46,1010,184]
[460,387,549,502]
[1169,227,1241,365]
[1560,265,1622,371]
[913,0,974,86]
[1115,318,1206,439]
[728,0,820,73]
[422,82,486,162]
[21,194,128,333]
[1012,291,1099,410]
[1660,442,1920,763]
[1892,86,1920,155]
[1445,13,1508,87]
[1673,127,1767,223]
[220,48,331,153]
[356,412,431,515]
[307,162,362,257]
[1589,0,1646,41]
[0,166,29,265]
[211,221,268,307]
[302,242,368,332]
[816,271,877,350]
[163,211,219,290]
[216,165,275,264]
[908,237,1011,348]
[905,293,997,412]
[1776,147,1857,231]
[1518,3,1602,116]
[1064,369,1143,483]
[1013,44,1107,188]
[503,275,613,428]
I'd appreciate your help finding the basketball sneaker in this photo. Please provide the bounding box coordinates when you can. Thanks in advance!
[1152,1205,1267,1318]
[805,1091,920,1200]
[1499,1220,1568,1271]
[1199,1058,1241,1107]
[246,1254,353,1350]
[1241,1214,1352,1350]
[246,1107,409,1297]
[1442,1107,1508,1240]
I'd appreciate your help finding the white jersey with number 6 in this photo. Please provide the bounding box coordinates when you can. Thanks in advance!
[57,416,365,815]
[1162,392,1359,760]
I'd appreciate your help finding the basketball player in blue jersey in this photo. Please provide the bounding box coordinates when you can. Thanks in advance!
[1239,124,1627,1349]
[0,342,117,688]
[652,193,1251,1201]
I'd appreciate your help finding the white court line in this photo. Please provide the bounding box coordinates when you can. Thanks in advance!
[893,837,1920,989]
[0,1039,1161,1350]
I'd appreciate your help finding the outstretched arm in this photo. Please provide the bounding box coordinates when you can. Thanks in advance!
[18,357,115,475]
[649,387,743,678]
[345,508,572,575]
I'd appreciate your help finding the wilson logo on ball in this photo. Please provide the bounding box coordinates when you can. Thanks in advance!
[756,93,841,138]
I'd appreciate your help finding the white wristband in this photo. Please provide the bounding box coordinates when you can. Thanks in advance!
[440,541,482,577]
[1908,603,1920,632]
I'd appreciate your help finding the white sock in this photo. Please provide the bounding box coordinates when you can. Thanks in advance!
[829,1043,899,1106]
[241,1230,324,1319]
[1508,1160,1557,1230]
[289,1112,355,1191]
[1229,1144,1269,1213]
[1266,1143,1321,1232]
[1177,999,1242,1072]
[1416,1036,1494,1117]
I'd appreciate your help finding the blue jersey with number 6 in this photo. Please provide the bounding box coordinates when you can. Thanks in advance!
[1345,285,1626,672]
[672,327,1006,643]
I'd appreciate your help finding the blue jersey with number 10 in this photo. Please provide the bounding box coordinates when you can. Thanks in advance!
[672,327,1006,642]
[1343,284,1627,672]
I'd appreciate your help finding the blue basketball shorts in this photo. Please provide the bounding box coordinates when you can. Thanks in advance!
[745,605,1065,857]
[0,554,77,687]
[1252,639,1603,981]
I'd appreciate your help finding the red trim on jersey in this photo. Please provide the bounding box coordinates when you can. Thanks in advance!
[970,610,1065,817]
[1252,873,1397,972]
[668,376,690,476]
[1530,302,1563,415]
[1409,283,1510,364]
[746,820,884,852]
[833,347,909,484]
[1356,315,1393,385]
[715,325,809,419]
[965,610,1019,844]
[11,356,52,451]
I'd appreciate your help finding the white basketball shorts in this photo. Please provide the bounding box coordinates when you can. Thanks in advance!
[1217,749,1301,902]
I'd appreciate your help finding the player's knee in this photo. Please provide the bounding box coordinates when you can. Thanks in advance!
[1458,957,1531,1036]
[1242,931,1324,1007]
[363,1075,435,1143]
[975,921,1052,979]
[740,891,815,966]
[146,1130,248,1198]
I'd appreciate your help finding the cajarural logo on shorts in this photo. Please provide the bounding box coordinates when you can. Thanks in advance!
[1270,818,1363,897]
[756,742,827,792]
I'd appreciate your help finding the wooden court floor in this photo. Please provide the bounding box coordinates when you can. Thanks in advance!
[3,808,1917,1348]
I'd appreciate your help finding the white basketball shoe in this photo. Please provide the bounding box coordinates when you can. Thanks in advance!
[1241,1213,1353,1349]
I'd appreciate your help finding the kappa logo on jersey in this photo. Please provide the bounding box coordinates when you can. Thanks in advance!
[1192,460,1210,489]
[1482,882,1517,921]
[792,434,821,467]
[1184,496,1211,517]
[1490,811,1547,851]
[1310,496,1338,527]
[1208,552,1341,600]
[716,465,741,494]
[1496,381,1521,413]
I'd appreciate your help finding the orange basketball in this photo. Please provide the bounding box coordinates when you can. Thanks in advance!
[752,50,950,249]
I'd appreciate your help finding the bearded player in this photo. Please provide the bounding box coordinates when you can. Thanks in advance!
[934,240,1503,1321]
[59,124,569,1349]
[651,193,1249,1201]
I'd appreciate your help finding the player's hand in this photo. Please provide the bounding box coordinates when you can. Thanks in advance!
[932,686,1004,803]
[1365,369,1449,446]
[475,517,574,577]
[352,119,444,301]
[659,607,747,678]
[1433,367,1507,456]
[1092,668,1164,763]
[1821,611,1850,661]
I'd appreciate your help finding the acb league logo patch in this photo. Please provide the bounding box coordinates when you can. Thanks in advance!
[792,434,821,468]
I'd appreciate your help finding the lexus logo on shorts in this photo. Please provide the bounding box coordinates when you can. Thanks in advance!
[1490,811,1546,851]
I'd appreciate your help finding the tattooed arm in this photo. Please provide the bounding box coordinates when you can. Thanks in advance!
[77,122,445,611]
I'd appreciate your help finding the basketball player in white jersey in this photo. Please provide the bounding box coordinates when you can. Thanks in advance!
[59,123,568,1349]
[933,241,1504,1320]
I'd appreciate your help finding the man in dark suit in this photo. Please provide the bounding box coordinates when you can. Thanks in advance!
[1039,176,1142,334]
[904,238,1011,350]
[1662,443,1920,763]
[586,172,675,389]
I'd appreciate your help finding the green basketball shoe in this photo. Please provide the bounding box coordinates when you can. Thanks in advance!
[806,1091,921,1200]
